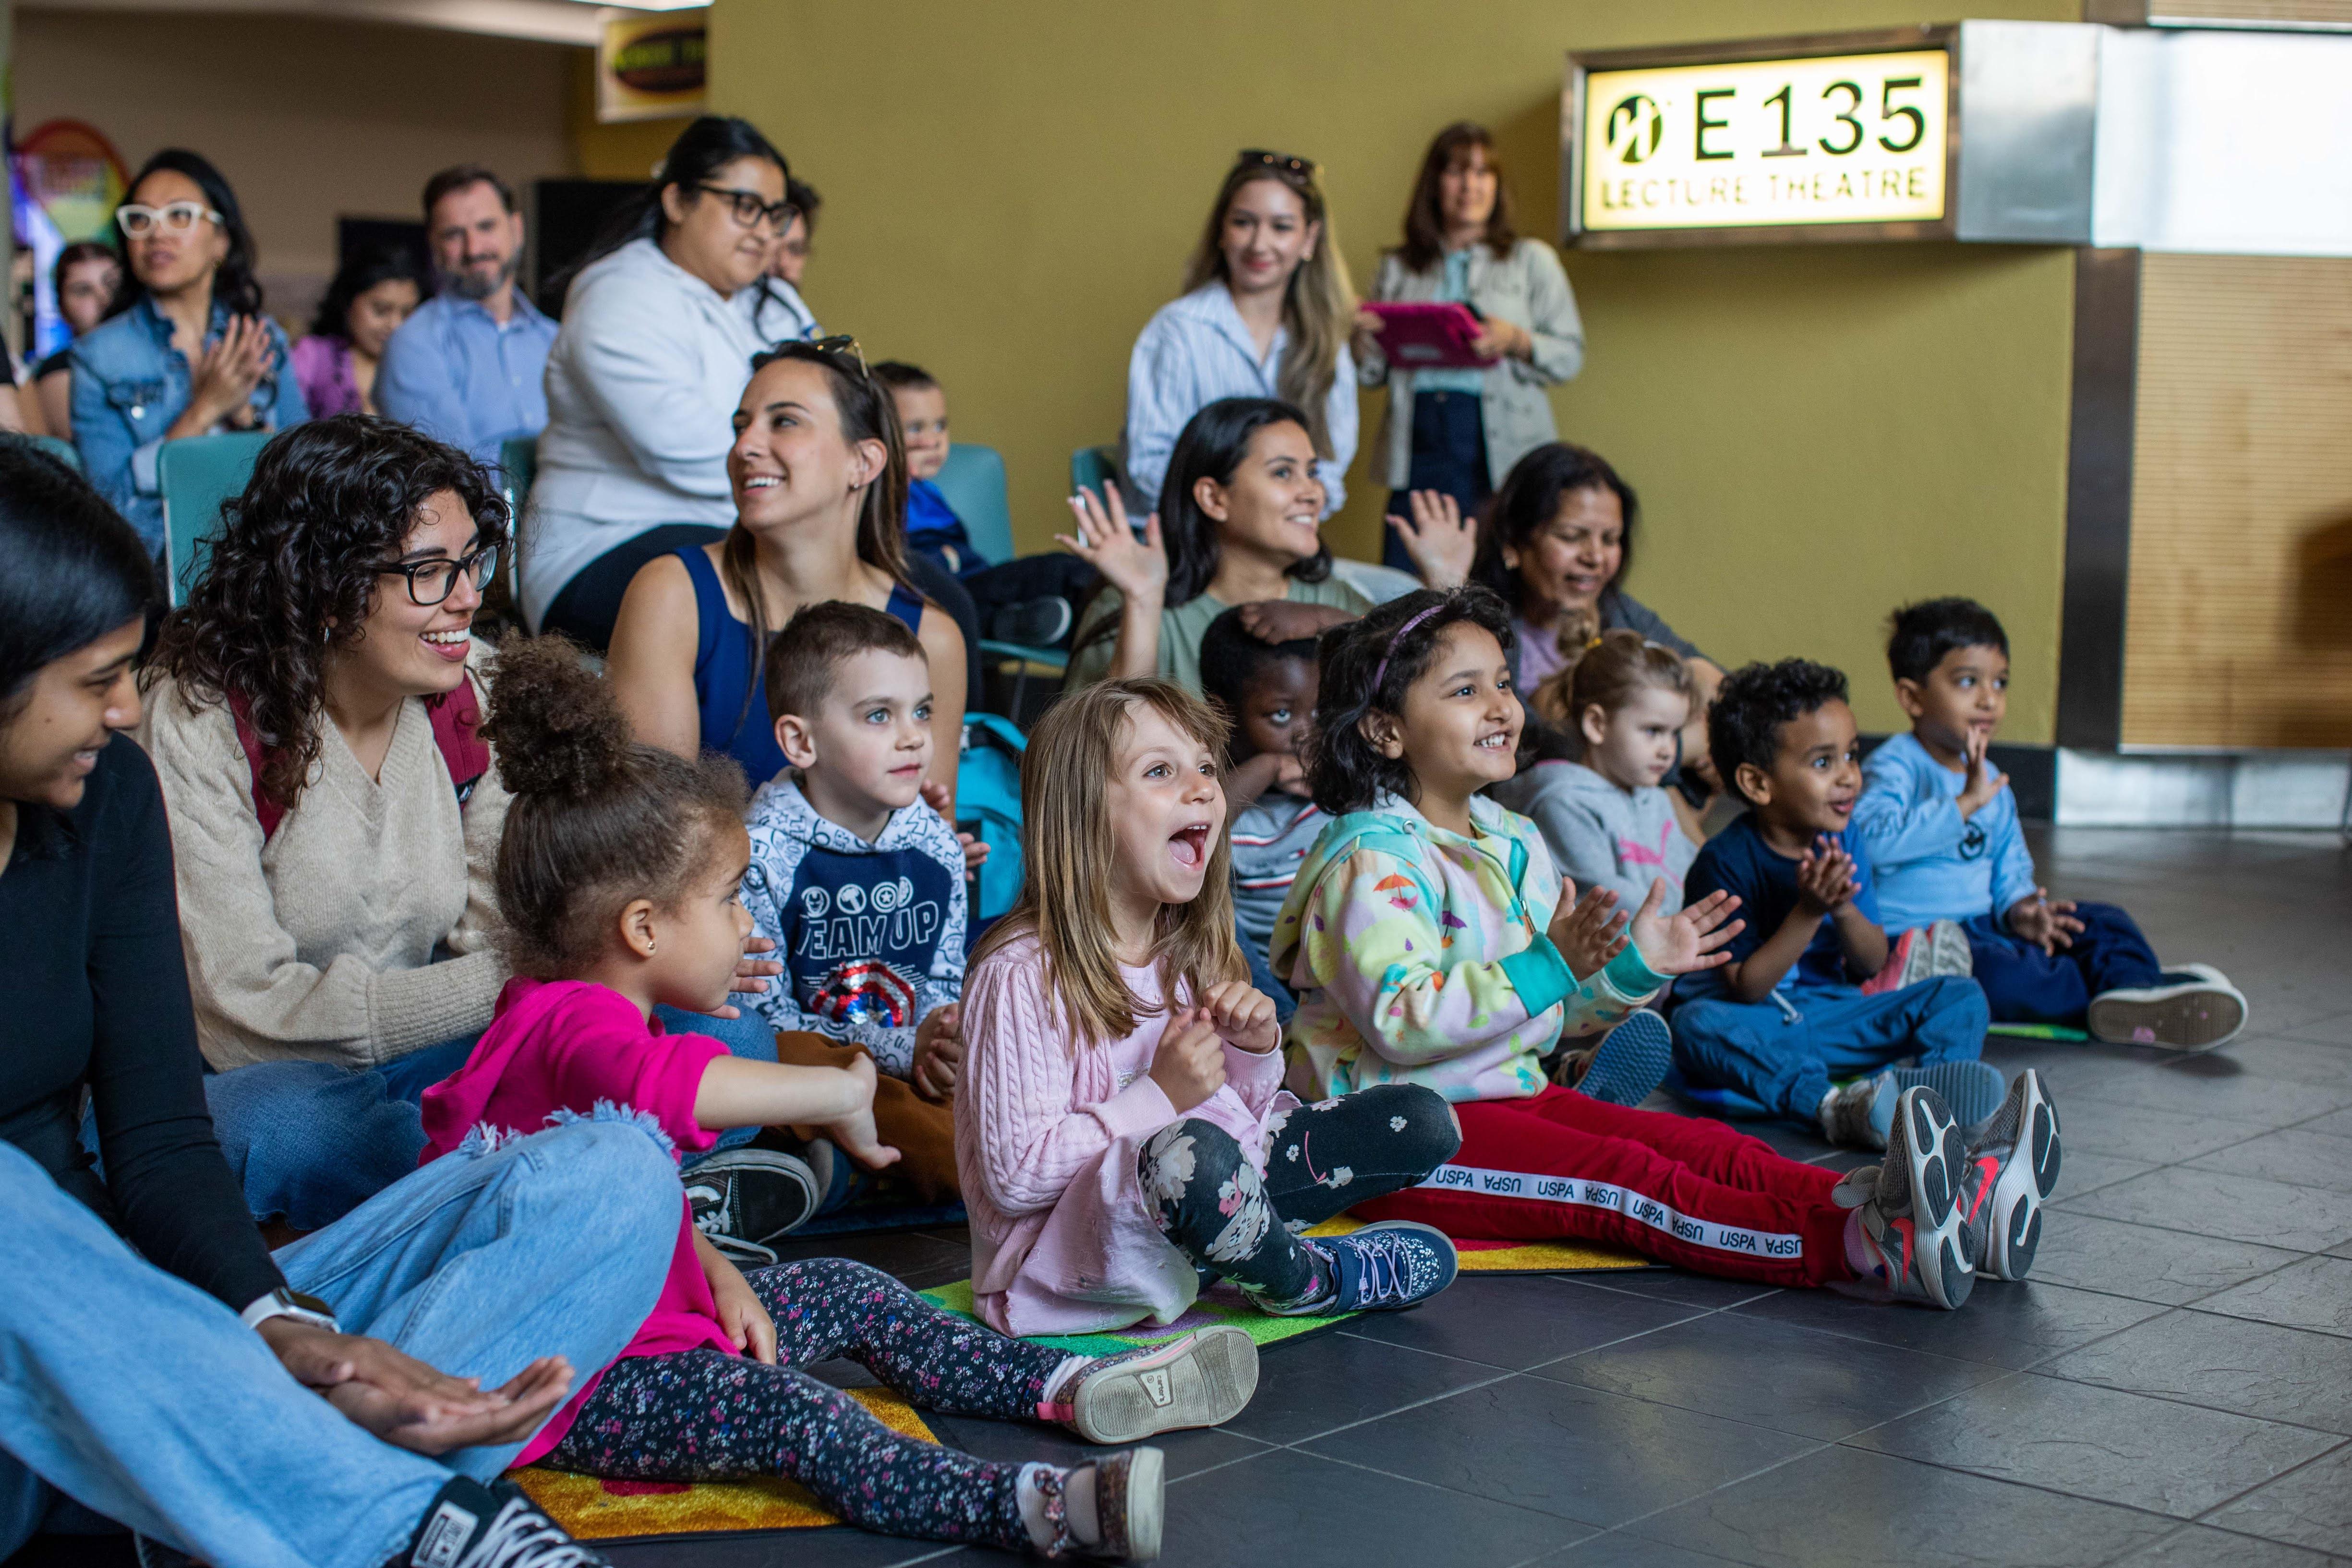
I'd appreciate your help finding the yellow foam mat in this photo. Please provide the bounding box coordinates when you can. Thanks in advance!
[1304,1215,1655,1274]
[507,1386,935,1541]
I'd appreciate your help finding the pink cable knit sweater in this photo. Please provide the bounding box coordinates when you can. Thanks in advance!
[954,929,1296,1336]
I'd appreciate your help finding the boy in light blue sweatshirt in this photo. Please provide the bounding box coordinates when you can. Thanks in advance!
[1853,599,2246,1050]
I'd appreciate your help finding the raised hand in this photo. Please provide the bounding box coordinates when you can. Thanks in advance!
[1057,486,1167,604]
[1200,979,1280,1054]
[1548,881,1628,981]
[1629,882,1746,977]
[1147,1008,1229,1112]
[1957,730,2007,819]
[1387,488,1477,590]
[1794,837,1860,916]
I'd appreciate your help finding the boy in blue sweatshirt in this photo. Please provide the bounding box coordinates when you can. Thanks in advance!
[1672,660,2001,1146]
[1853,599,2245,1049]
[739,600,968,1201]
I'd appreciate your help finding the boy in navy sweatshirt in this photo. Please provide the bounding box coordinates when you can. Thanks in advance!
[1853,599,2245,1049]
[740,601,968,1200]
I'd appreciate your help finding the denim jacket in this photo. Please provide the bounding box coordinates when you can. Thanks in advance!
[70,298,308,552]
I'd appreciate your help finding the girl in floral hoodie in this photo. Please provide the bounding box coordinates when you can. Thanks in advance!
[1272,590,2019,1309]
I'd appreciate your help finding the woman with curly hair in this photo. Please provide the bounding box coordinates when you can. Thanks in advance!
[137,415,779,1229]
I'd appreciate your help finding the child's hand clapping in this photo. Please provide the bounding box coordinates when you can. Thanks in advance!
[911,1002,963,1102]
[1548,882,1628,981]
[1628,881,1746,977]
[820,1052,901,1171]
[1147,1009,1229,1112]
[2006,887,2084,955]
[1200,979,1280,1055]
[1793,837,1861,917]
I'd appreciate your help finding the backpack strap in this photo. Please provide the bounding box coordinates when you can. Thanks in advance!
[228,673,487,845]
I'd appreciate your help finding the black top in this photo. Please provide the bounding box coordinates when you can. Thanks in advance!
[0,736,284,1310]
[35,348,72,382]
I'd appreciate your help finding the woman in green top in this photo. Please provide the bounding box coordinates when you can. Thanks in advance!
[1061,396,1471,692]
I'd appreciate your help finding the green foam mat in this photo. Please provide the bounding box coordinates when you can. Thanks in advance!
[1987,1022,2091,1041]
[917,1278,1356,1356]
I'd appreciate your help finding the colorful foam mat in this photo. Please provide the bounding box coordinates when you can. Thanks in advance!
[916,1276,1359,1356]
[507,1386,935,1542]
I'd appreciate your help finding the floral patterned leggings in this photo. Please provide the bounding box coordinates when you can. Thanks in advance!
[1138,1082,1460,1305]
[546,1258,1065,1551]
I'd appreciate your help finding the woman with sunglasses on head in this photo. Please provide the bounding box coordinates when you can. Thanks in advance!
[68,148,308,557]
[138,416,779,1230]
[1358,121,1585,577]
[525,116,797,653]
[1120,149,1360,521]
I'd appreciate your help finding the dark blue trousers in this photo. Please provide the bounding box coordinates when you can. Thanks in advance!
[1669,975,1989,1122]
[1383,390,1491,572]
[1963,901,2166,1026]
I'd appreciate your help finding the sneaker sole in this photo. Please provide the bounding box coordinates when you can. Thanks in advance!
[1575,1012,1673,1107]
[1976,1072,2062,1282]
[2087,986,2246,1051]
[1894,1089,1977,1311]
[1893,1060,2006,1130]
[1072,1327,1259,1445]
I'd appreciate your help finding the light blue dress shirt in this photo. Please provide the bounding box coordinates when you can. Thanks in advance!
[375,289,558,468]
[1122,282,1357,516]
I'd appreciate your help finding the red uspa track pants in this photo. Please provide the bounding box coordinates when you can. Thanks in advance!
[1353,1086,1855,1288]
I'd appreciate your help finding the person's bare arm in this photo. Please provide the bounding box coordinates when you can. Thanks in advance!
[605,553,706,761]
[1720,903,1824,1002]
[917,604,965,807]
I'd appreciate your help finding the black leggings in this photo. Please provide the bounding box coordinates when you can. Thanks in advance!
[547,1258,1063,1550]
[1138,1084,1459,1305]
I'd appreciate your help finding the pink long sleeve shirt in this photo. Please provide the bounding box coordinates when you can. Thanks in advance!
[419,977,737,1464]
[954,930,1297,1337]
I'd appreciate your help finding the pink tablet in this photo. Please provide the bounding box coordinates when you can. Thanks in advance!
[1365,301,1494,371]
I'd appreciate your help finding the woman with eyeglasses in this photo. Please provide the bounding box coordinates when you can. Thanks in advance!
[1359,122,1585,577]
[524,116,798,653]
[136,416,778,1228]
[1119,149,1360,520]
[68,148,308,557]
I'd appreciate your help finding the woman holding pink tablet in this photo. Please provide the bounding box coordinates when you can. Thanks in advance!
[1359,122,1586,574]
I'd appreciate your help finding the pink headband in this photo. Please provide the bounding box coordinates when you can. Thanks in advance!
[1369,604,1446,697]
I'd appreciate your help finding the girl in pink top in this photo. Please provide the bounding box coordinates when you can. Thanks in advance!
[957,677,1466,1339]
[418,639,1254,1563]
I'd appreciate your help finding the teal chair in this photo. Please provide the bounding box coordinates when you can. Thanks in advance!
[497,437,539,608]
[1070,444,1121,501]
[933,444,1065,710]
[2,433,82,471]
[159,430,273,605]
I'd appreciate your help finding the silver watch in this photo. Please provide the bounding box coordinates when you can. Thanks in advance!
[240,1286,340,1335]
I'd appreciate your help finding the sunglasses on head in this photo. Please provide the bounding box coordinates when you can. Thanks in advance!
[1236,148,1318,179]
[750,334,870,379]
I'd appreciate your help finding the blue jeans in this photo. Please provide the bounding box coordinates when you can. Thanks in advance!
[1383,389,1491,572]
[0,1114,679,1568]
[1669,975,1990,1122]
[202,1005,777,1229]
[1962,903,2166,1025]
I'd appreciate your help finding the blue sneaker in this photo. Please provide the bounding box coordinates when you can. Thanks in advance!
[1261,1221,1459,1316]
[1562,1011,1674,1106]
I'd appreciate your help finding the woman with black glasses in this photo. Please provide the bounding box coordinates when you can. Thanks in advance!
[137,416,778,1228]
[524,116,799,652]
[69,148,308,557]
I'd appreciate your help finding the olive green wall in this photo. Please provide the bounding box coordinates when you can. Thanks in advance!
[708,0,2079,740]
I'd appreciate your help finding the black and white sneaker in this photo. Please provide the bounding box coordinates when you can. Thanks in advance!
[1963,1069,2061,1282]
[1840,1086,1975,1310]
[386,1477,608,1568]
[2087,964,2247,1051]
[683,1147,821,1266]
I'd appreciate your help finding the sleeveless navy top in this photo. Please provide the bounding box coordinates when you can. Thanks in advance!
[678,546,925,786]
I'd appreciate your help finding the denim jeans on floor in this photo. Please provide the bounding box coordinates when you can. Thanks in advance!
[202,1003,778,1228]
[1668,974,1990,1122]
[0,1115,679,1568]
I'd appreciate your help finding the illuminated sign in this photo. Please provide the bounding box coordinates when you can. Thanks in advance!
[598,8,710,125]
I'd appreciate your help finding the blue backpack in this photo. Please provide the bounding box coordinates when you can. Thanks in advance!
[955,713,1026,923]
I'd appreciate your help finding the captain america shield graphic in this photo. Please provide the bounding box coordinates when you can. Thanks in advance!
[811,961,920,1029]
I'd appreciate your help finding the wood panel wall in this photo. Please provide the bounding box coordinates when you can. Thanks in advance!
[2123,253,2352,748]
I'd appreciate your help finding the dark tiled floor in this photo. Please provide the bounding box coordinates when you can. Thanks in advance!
[30,829,2330,1568]
[575,828,2352,1568]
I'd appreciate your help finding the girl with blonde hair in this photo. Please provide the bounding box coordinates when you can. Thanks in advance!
[1119,150,1360,517]
[957,677,1462,1340]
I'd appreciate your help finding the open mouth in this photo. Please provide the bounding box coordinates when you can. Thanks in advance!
[1475,730,1513,753]
[422,627,470,662]
[1168,823,1212,869]
[743,474,782,491]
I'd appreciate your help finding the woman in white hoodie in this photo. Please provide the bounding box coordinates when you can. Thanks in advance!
[524,117,795,650]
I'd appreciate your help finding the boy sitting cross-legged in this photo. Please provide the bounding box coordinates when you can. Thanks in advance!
[1853,598,2246,1049]
[700,602,968,1255]
[1668,660,2004,1146]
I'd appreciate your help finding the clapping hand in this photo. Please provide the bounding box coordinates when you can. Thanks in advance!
[1200,979,1280,1055]
[1794,837,1861,916]
[186,314,274,428]
[1146,1008,1229,1112]
[1387,489,1477,590]
[1057,486,1167,603]
[1628,881,1745,977]
[1548,882,1628,981]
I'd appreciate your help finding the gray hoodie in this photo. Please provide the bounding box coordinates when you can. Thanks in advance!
[1492,760,1696,916]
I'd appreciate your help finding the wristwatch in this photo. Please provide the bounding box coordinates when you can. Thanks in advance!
[240,1286,340,1336]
